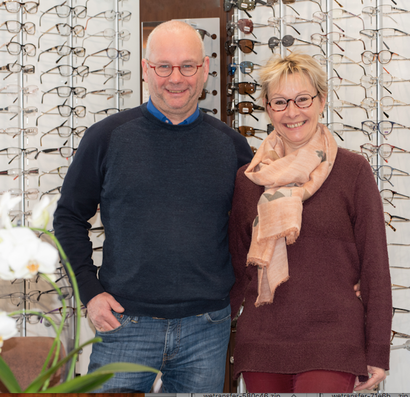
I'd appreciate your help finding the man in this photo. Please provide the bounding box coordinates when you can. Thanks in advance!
[53,20,253,392]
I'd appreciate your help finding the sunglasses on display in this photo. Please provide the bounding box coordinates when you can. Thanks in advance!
[224,0,268,18]
[236,125,265,140]
[227,82,261,101]
[225,39,261,55]
[227,101,265,121]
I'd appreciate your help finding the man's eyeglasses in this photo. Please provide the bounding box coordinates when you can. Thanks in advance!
[267,93,318,112]
[41,86,87,103]
[380,189,410,208]
[146,61,203,78]
[39,3,87,26]
[0,20,35,34]
[0,1,39,14]
[40,65,89,84]
[371,165,410,187]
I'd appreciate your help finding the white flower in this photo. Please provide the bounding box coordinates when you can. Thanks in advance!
[30,194,60,229]
[0,192,21,229]
[0,311,18,352]
[0,227,58,280]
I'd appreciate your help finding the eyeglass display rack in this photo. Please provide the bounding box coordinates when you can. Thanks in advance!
[225,0,410,392]
[0,0,135,377]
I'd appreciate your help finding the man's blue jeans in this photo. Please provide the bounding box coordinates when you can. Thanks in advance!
[88,305,231,392]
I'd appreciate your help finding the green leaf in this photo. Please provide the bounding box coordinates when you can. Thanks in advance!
[0,356,22,392]
[24,337,102,393]
[30,362,157,393]
[38,373,114,393]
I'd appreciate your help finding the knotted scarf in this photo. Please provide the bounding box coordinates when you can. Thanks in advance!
[244,123,338,307]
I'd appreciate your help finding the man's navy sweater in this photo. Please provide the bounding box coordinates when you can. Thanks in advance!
[53,103,253,319]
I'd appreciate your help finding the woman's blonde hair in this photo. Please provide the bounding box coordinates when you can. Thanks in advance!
[259,52,327,104]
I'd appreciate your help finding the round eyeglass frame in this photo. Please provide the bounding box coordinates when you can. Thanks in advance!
[146,61,203,77]
[267,93,319,112]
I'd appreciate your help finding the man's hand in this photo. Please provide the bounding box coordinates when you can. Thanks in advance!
[87,292,125,332]
[354,366,386,391]
[354,281,361,298]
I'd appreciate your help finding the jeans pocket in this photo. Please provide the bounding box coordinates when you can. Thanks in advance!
[205,305,231,324]
[96,311,137,335]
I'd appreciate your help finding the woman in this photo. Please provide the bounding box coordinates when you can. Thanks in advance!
[229,52,392,393]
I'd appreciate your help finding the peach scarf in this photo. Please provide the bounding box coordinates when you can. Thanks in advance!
[244,123,338,307]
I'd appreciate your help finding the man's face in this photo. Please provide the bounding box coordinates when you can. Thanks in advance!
[142,29,210,124]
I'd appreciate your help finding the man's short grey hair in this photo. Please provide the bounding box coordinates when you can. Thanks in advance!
[145,20,205,61]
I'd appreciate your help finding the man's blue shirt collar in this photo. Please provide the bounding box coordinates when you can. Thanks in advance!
[147,98,200,125]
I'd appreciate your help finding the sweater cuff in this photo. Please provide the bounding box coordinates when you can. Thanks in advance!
[366,342,391,370]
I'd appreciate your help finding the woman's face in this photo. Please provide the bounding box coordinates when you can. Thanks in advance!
[266,73,326,154]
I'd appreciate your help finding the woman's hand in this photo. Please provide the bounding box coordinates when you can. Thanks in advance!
[354,366,386,391]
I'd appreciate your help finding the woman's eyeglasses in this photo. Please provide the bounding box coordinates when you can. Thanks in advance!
[267,93,318,112]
